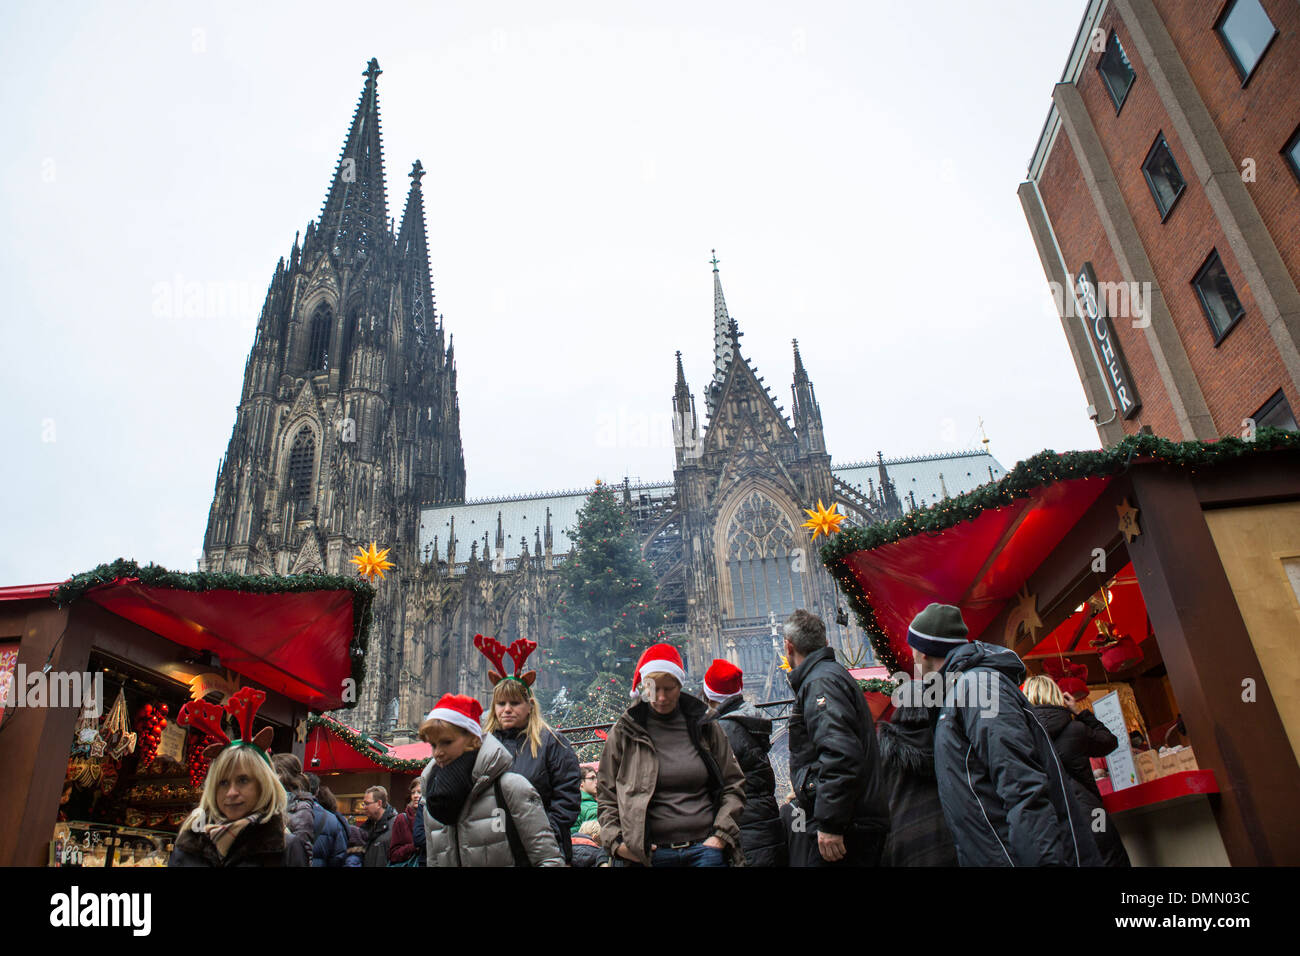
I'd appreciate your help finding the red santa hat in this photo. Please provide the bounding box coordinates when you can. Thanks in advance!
[418,693,484,741]
[703,659,743,702]
[631,643,685,695]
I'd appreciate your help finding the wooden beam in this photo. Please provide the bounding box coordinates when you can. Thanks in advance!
[1128,465,1300,865]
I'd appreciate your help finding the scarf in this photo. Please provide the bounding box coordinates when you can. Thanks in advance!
[425,751,477,824]
[201,812,262,859]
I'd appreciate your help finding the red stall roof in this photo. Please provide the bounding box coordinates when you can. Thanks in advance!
[835,474,1111,672]
[14,560,376,712]
[305,715,429,773]
[821,431,1300,674]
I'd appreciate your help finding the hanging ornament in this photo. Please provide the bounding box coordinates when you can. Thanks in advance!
[1091,619,1144,672]
[133,702,169,769]
[99,760,119,796]
[102,689,137,759]
[1004,586,1042,644]
[350,541,396,581]
[1042,657,1089,699]
[187,731,222,789]
[802,499,845,540]
[1116,498,1141,543]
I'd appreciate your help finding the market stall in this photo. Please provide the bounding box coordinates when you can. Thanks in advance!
[822,431,1300,866]
[0,559,373,867]
[303,714,427,821]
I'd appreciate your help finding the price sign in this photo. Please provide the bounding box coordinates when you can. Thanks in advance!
[1092,690,1137,791]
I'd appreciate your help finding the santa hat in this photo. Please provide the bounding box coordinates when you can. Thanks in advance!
[906,603,969,657]
[703,659,743,702]
[631,643,685,695]
[418,694,485,740]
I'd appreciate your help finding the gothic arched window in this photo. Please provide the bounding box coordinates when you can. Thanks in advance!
[307,304,333,371]
[288,429,315,508]
[725,491,803,620]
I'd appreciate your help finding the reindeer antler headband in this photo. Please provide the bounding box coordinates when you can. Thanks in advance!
[474,634,538,694]
[176,687,274,764]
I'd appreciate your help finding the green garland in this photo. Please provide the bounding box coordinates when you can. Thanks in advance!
[306,714,429,772]
[822,429,1300,674]
[50,559,375,707]
[857,676,903,696]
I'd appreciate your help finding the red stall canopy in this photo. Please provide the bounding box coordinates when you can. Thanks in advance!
[305,715,429,773]
[834,475,1112,672]
[42,560,374,712]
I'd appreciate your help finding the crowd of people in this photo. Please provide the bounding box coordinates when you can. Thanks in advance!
[166,603,1131,867]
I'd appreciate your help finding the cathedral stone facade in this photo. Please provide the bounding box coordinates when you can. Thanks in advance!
[204,60,1005,737]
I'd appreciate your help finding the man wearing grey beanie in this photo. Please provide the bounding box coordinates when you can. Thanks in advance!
[908,603,1101,867]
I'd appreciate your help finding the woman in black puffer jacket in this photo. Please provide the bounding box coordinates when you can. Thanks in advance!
[484,677,581,863]
[876,702,958,866]
[1025,676,1131,867]
[703,661,787,866]
[273,753,318,865]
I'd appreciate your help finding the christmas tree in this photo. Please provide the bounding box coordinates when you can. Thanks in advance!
[546,480,672,708]
[548,675,636,762]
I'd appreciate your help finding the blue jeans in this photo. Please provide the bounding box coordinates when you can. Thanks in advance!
[650,842,726,867]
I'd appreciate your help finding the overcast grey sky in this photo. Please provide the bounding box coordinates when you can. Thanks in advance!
[0,0,1097,585]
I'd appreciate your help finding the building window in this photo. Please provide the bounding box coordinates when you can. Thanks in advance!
[1192,250,1246,343]
[288,429,316,507]
[1252,390,1298,432]
[1284,125,1300,185]
[1215,0,1277,84]
[726,491,802,620]
[1142,135,1186,220]
[307,304,333,371]
[1097,32,1135,111]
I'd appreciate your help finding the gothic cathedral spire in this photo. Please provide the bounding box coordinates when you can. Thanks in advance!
[706,250,739,419]
[790,339,826,455]
[320,58,389,263]
[203,58,466,736]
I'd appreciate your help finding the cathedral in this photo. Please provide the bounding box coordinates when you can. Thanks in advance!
[203,60,1005,737]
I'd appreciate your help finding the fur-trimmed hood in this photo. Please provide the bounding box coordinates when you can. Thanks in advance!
[876,704,937,779]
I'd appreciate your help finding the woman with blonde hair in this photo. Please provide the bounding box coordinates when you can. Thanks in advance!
[418,693,564,866]
[476,635,581,862]
[168,690,307,867]
[1024,674,1130,867]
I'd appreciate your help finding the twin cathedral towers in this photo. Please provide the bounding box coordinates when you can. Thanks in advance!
[202,60,1000,736]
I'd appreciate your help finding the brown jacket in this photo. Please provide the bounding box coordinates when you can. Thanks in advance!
[596,693,747,866]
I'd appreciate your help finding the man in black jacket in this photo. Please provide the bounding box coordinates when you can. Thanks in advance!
[359,786,396,867]
[784,609,890,866]
[703,659,787,866]
[908,603,1102,867]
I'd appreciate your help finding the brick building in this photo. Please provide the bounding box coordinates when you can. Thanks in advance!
[1019,0,1300,445]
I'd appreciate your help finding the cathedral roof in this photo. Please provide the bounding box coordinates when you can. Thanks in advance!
[420,480,674,561]
[418,448,1006,560]
[833,449,1006,511]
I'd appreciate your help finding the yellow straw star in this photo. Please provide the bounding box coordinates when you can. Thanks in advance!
[350,541,395,581]
[801,499,845,540]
